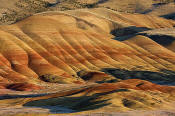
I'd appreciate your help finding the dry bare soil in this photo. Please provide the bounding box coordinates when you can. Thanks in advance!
[0,0,175,116]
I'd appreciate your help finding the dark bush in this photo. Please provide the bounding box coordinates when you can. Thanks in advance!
[39,74,61,83]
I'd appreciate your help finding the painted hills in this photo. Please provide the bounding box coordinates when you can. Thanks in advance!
[0,0,175,116]
[0,8,175,86]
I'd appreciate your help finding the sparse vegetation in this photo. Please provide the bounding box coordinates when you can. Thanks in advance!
[0,0,175,24]
[39,74,62,83]
[0,0,50,24]
[0,0,99,24]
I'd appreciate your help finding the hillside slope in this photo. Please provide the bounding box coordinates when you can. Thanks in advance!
[0,8,175,87]
[0,5,175,115]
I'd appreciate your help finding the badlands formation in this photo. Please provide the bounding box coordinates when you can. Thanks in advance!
[0,0,175,116]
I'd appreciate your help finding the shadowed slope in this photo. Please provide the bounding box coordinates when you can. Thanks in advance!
[140,28,175,52]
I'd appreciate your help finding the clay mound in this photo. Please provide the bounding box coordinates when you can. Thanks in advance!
[0,8,175,86]
[22,79,175,112]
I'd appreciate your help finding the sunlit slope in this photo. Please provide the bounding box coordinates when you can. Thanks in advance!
[0,8,175,84]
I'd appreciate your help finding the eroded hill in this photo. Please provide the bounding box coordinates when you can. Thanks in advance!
[0,8,175,87]
[0,1,175,115]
